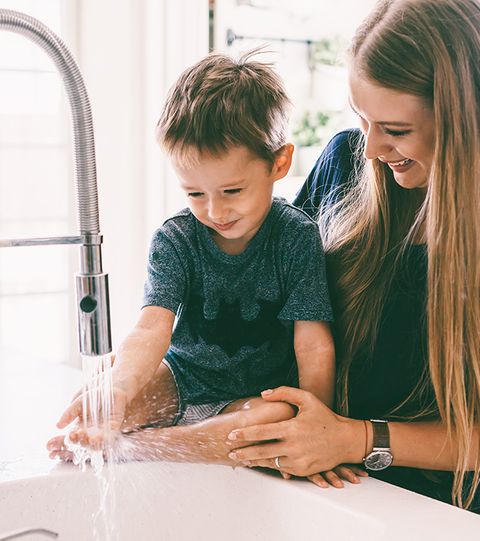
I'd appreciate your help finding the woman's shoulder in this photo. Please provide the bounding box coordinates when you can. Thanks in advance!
[293,128,363,219]
[321,128,362,158]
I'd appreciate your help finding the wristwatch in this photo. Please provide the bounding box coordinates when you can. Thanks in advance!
[363,419,394,471]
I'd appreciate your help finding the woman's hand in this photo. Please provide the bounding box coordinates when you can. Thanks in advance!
[226,386,365,477]
[307,465,368,488]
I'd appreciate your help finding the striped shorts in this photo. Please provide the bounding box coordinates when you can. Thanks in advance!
[162,357,235,426]
[175,400,234,426]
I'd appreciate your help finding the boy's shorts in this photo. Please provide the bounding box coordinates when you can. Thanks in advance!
[163,356,235,426]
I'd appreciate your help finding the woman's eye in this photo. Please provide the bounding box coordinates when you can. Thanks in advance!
[224,189,242,195]
[384,128,411,137]
[188,192,203,198]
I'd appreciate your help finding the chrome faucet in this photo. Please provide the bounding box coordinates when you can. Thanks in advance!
[0,10,111,356]
[0,528,58,540]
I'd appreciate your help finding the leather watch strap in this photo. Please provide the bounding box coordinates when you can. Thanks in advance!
[371,419,390,449]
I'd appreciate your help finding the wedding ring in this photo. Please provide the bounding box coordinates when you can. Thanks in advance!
[274,456,281,469]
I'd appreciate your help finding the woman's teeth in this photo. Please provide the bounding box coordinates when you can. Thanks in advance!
[389,158,413,166]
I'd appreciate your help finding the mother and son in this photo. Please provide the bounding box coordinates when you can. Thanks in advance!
[48,0,480,512]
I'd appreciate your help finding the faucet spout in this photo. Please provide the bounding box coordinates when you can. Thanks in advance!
[0,10,112,356]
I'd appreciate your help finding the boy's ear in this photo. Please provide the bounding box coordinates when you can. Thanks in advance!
[271,143,294,180]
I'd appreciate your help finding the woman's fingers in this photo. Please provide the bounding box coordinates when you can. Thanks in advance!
[228,419,289,444]
[229,441,286,463]
[245,457,294,475]
[322,470,344,488]
[260,386,313,410]
[307,473,330,488]
[345,464,369,477]
[306,466,367,489]
[307,471,343,488]
[334,464,368,483]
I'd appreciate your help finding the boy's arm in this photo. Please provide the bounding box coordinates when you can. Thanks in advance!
[56,305,175,431]
[294,320,335,408]
[112,305,176,402]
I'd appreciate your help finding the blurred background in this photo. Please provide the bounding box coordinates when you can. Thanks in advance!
[0,0,375,368]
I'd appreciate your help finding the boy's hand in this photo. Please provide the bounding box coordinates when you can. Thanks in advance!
[55,385,129,449]
[307,465,368,488]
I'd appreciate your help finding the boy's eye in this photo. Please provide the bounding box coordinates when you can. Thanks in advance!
[384,128,411,137]
[224,188,242,195]
[187,192,203,198]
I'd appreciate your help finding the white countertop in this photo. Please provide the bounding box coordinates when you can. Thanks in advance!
[0,358,81,481]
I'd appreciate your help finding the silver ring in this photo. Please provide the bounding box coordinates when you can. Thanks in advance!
[274,456,281,469]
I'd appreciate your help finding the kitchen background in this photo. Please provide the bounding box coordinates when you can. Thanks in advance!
[0,0,375,368]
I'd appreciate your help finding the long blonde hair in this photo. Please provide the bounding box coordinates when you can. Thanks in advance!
[322,0,480,508]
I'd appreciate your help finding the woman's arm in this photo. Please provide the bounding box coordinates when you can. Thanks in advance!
[387,421,479,470]
[225,386,480,475]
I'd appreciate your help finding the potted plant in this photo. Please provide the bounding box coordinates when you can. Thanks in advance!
[292,110,330,175]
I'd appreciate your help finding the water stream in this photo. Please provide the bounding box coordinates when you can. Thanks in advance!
[65,353,117,540]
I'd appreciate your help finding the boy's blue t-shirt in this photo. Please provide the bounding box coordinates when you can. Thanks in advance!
[143,197,333,404]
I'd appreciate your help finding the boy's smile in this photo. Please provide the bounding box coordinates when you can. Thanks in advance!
[173,145,293,254]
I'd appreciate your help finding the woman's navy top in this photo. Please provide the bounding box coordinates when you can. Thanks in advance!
[293,129,479,512]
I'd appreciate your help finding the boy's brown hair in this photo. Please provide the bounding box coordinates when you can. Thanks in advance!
[156,49,291,166]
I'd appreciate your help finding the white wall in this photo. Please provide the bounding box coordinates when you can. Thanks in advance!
[75,0,208,350]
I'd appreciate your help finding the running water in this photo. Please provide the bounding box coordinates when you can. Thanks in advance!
[65,353,117,540]
[61,354,228,540]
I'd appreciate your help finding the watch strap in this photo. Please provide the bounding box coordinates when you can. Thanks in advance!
[370,419,390,449]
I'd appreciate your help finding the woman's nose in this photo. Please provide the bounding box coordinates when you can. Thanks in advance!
[363,126,392,161]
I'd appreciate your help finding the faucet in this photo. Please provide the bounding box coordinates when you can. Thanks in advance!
[0,528,58,540]
[0,10,111,357]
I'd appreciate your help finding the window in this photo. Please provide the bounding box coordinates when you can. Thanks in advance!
[212,0,377,187]
[0,0,75,365]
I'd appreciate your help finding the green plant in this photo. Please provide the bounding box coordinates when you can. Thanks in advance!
[309,36,346,68]
[292,111,330,147]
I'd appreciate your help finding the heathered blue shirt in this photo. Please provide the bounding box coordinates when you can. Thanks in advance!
[143,197,333,404]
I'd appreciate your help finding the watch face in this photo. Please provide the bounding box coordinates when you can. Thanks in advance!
[364,450,393,471]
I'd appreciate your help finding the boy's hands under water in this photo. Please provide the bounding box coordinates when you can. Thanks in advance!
[47,385,129,461]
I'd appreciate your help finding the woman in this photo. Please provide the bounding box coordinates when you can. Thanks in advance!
[227,0,480,512]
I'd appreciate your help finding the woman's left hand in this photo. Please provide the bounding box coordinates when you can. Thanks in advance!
[226,386,364,477]
[307,465,368,488]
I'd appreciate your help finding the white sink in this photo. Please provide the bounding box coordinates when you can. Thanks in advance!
[0,360,479,540]
[0,460,479,541]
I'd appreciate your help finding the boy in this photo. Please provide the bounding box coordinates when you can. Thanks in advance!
[49,51,343,483]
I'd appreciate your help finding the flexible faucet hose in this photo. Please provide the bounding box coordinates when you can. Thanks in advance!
[0,9,100,235]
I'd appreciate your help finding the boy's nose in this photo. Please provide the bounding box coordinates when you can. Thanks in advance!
[207,199,228,222]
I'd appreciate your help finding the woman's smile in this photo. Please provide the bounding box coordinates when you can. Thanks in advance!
[349,70,435,190]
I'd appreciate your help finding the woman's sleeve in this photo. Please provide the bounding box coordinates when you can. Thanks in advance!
[293,128,362,219]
